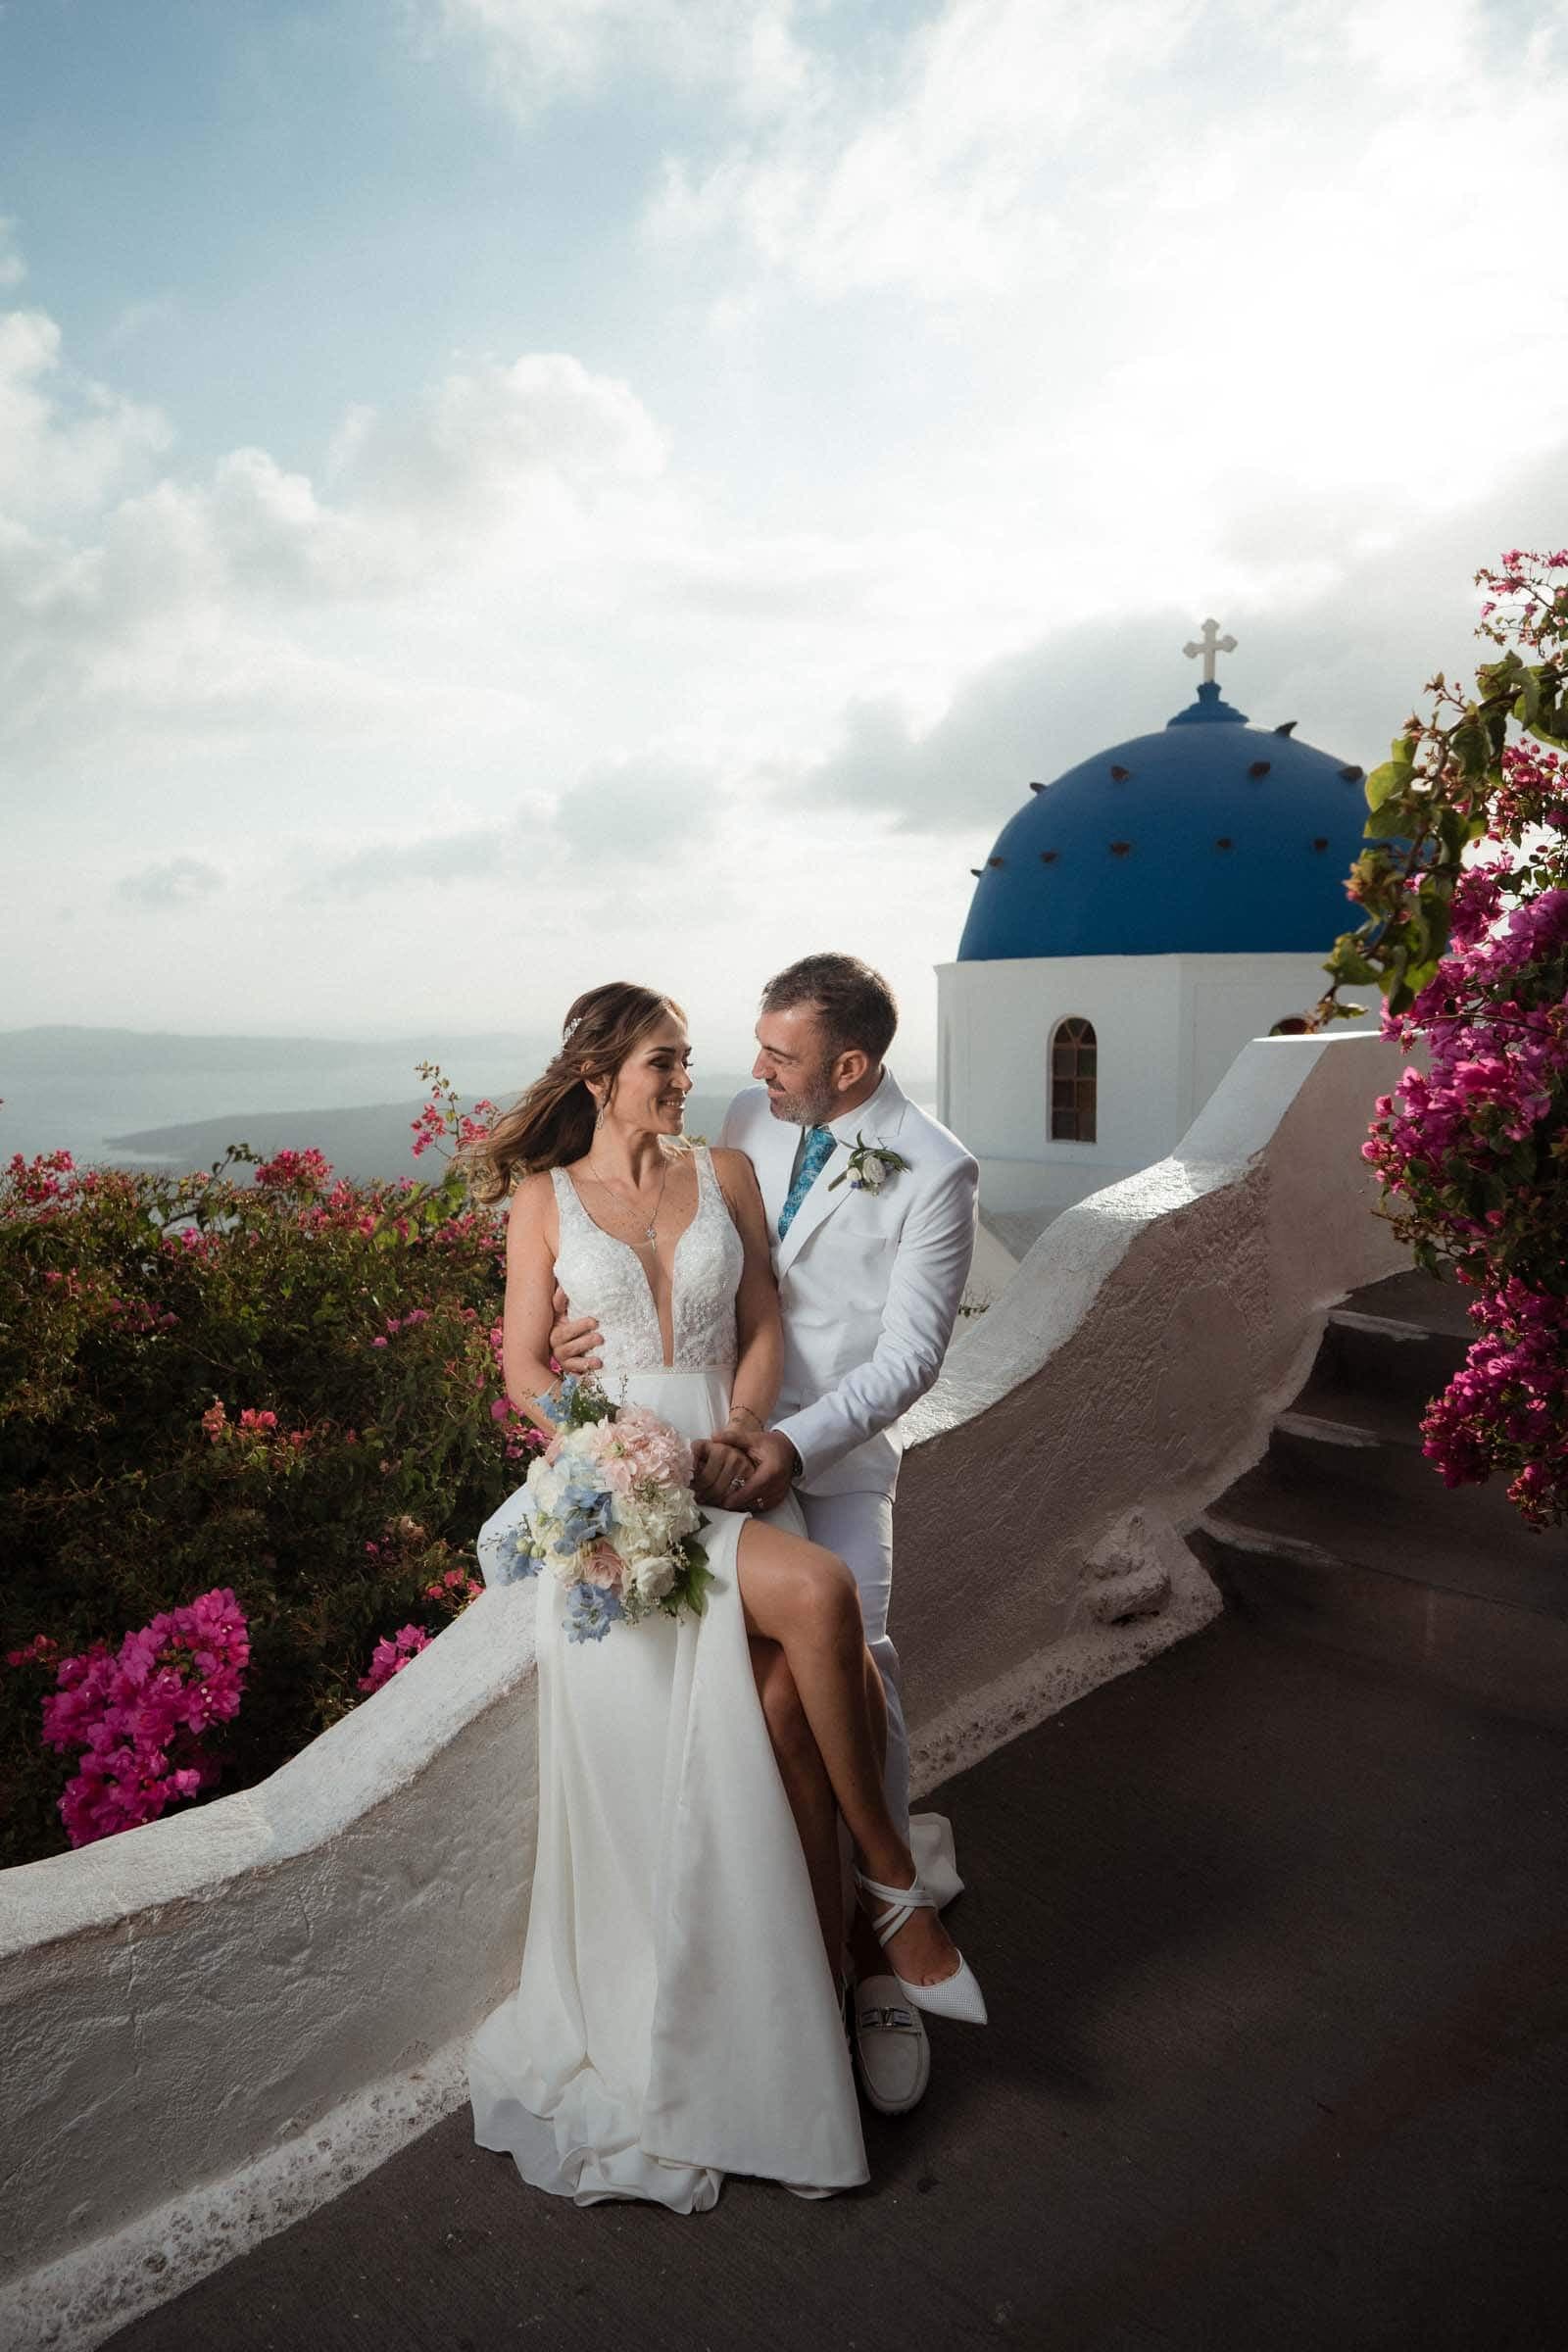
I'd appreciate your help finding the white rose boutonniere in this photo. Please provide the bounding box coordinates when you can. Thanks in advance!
[829,1133,913,1195]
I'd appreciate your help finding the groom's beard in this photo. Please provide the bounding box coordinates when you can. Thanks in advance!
[765,1070,837,1127]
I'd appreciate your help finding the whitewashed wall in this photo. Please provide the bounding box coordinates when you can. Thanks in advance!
[898,1031,1405,1781]
[1,1033,1407,2352]
[938,951,1377,1199]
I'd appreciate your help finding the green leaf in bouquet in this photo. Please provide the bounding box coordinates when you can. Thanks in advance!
[672,1541,713,1618]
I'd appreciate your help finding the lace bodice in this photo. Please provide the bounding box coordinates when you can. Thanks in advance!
[550,1144,743,1376]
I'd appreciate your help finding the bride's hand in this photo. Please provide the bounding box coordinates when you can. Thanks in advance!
[712,1415,763,1456]
[691,1437,756,1508]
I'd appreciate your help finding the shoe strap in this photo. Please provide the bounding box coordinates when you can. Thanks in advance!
[854,1867,936,1947]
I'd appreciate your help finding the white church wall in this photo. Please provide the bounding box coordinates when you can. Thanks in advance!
[2,1034,1409,2352]
[940,951,1378,1220]
[1181,955,1377,1128]
[938,955,1183,1172]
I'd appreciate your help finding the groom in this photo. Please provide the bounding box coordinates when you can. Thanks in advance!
[556,953,978,2114]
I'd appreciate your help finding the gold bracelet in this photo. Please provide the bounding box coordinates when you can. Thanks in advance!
[726,1403,764,1432]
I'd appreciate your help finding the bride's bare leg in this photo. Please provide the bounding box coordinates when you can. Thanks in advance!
[750,1638,843,1975]
[738,1522,958,1986]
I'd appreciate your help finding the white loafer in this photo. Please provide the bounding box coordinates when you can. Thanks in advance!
[853,1973,931,2115]
[853,1866,989,2026]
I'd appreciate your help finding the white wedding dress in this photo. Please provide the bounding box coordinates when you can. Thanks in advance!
[466,1145,869,2207]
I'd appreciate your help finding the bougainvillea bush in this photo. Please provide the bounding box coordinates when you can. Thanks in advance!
[0,1072,537,1866]
[1315,549,1568,1527]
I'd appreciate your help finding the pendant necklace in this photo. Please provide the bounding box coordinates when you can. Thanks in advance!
[585,1150,667,1250]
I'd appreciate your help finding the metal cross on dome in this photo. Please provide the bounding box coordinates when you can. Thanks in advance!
[1183,617,1237,684]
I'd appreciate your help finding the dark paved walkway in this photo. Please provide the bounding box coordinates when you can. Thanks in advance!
[111,1616,1568,2352]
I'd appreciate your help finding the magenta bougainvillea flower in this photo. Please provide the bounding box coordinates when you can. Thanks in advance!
[40,1591,251,1848]
[1339,548,1568,1527]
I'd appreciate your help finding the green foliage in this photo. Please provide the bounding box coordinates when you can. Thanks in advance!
[0,1129,524,1868]
[1311,559,1568,1027]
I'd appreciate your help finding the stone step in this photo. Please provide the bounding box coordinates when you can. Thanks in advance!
[1314,1265,1486,1418]
[1314,1309,1470,1416]
[1258,1412,1563,1587]
[1192,1261,1567,1723]
[1217,1454,1567,1619]
[1193,1514,1568,1729]
[1285,1371,1441,1449]
[1348,1265,1482,1342]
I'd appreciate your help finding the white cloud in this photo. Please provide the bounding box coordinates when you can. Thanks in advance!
[0,325,681,778]
[117,855,227,907]
[367,350,667,525]
[643,0,1568,329]
[296,754,724,907]
[556,753,721,861]
[644,0,1197,301]
[799,440,1568,841]
[305,824,511,899]
[0,309,171,519]
[423,0,810,120]
[632,0,1568,575]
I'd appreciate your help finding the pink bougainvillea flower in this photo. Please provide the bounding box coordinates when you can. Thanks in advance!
[357,1623,432,1694]
[39,1591,250,1847]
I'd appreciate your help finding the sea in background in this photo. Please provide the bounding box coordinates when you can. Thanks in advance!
[3,1028,935,1186]
[1,1027,555,1181]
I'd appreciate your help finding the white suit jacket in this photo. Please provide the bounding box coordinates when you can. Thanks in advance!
[718,1069,978,1499]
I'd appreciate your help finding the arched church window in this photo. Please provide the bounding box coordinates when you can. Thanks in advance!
[1050,1017,1097,1143]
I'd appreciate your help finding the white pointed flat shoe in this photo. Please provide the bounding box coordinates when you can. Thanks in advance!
[853,1867,989,2026]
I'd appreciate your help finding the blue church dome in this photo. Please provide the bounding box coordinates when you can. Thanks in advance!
[957,647,1370,963]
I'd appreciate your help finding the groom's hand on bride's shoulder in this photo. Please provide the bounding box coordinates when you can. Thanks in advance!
[726,1429,799,1514]
[550,1287,603,1376]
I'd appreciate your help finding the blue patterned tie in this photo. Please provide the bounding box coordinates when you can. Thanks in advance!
[778,1126,837,1239]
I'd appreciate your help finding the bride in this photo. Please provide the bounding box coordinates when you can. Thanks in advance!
[464,981,983,2211]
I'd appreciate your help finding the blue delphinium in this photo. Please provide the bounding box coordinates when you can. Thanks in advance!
[555,1479,614,1554]
[490,1522,541,1587]
[565,1583,624,1643]
[535,1378,578,1428]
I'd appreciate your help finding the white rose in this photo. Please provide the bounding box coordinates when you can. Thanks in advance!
[628,1554,678,1604]
[858,1152,889,1191]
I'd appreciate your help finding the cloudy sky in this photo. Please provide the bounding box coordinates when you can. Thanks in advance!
[3,0,1565,1068]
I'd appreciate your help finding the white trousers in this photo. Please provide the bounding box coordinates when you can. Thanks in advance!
[796,1489,908,1841]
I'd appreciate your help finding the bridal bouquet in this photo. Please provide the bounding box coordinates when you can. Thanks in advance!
[485,1377,712,1642]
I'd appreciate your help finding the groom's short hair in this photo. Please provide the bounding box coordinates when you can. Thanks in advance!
[760,954,898,1063]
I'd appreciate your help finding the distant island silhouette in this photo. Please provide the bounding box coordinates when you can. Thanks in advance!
[110,1088,752,1185]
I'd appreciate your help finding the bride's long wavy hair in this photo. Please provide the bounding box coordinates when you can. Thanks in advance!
[461,982,686,1204]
